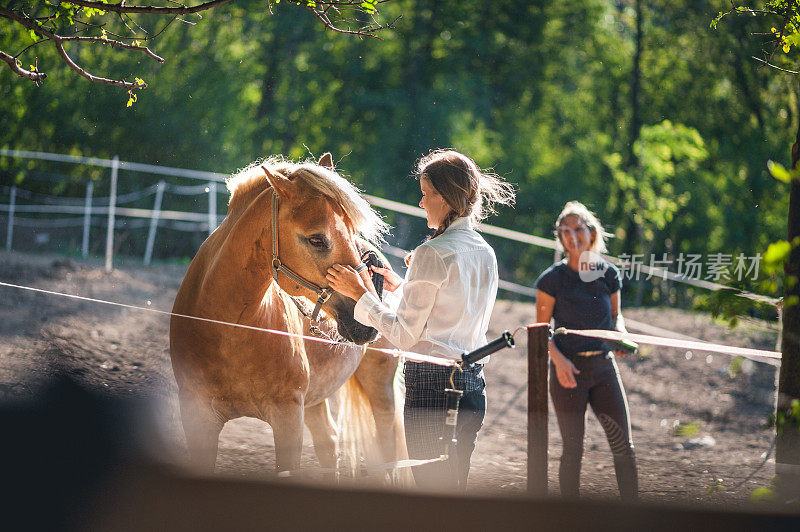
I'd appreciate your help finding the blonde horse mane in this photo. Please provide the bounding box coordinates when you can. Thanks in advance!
[226,156,389,244]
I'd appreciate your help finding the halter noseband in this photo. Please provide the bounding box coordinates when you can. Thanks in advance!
[271,191,332,322]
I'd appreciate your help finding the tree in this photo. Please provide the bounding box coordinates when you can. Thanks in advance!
[713,0,800,501]
[0,0,396,93]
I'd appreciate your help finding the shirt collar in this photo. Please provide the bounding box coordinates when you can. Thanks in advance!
[444,216,473,233]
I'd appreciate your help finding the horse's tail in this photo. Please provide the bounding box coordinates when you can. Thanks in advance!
[337,375,383,479]
[336,364,414,486]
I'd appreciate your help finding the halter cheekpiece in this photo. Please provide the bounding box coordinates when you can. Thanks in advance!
[264,165,387,339]
[268,174,332,323]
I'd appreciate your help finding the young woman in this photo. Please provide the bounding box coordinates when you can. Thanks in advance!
[326,149,514,490]
[535,201,638,501]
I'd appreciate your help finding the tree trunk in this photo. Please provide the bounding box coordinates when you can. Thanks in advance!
[776,84,800,499]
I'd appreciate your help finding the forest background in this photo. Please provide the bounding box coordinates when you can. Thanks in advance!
[0,0,793,317]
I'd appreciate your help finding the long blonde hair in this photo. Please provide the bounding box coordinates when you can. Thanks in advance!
[554,201,611,254]
[416,149,515,238]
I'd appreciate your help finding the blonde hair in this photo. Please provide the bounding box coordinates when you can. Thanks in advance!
[227,156,389,244]
[554,201,610,254]
[416,149,515,238]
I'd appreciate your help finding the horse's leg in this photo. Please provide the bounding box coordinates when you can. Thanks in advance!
[304,399,339,473]
[179,391,224,472]
[270,398,305,473]
[354,348,404,465]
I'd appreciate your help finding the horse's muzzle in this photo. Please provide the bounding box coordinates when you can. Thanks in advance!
[329,294,378,344]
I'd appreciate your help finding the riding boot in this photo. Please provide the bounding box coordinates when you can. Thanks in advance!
[558,454,581,498]
[613,451,639,502]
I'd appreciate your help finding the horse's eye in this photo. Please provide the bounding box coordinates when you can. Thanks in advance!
[307,235,330,249]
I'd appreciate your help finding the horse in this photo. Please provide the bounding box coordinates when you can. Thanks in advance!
[169,154,408,478]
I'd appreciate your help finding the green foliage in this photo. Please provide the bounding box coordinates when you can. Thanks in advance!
[674,421,700,437]
[605,120,707,243]
[767,160,800,183]
[727,355,745,379]
[0,0,793,297]
[764,240,793,274]
[749,486,776,502]
[707,477,726,495]
[766,399,800,435]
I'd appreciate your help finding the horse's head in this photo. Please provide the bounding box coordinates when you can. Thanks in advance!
[263,154,388,345]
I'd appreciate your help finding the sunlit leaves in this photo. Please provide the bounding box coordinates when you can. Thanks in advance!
[767,160,799,183]
[125,91,137,107]
[361,0,376,14]
[763,238,799,274]
[604,120,707,235]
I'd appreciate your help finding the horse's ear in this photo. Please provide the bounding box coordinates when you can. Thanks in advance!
[262,165,296,201]
[318,152,334,170]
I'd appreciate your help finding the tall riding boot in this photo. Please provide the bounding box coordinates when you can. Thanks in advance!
[613,451,639,502]
[559,454,582,498]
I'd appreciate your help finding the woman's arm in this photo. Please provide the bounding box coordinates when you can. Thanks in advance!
[536,290,579,388]
[610,290,626,332]
[328,245,444,351]
[609,290,632,356]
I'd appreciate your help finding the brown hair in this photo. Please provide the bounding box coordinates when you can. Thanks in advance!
[554,201,610,254]
[416,149,515,238]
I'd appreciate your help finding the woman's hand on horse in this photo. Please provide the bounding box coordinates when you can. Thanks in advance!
[369,264,403,292]
[326,264,369,301]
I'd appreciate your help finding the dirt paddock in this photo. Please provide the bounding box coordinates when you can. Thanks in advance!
[0,251,787,509]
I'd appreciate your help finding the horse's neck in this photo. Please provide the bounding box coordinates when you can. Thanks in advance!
[204,188,279,314]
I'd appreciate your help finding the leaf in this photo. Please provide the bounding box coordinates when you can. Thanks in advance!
[674,422,700,437]
[749,487,775,502]
[767,160,796,183]
[763,240,791,274]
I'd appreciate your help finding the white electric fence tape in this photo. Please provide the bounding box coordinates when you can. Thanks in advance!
[0,280,456,367]
[554,327,782,362]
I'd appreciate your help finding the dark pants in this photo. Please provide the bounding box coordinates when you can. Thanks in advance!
[404,362,486,490]
[549,353,638,501]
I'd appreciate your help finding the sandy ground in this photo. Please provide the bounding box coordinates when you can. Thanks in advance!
[0,251,783,508]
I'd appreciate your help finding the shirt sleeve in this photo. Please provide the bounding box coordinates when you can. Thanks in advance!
[534,266,559,297]
[353,244,447,350]
[604,263,623,293]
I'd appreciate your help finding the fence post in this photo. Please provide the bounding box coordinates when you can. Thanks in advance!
[104,156,119,273]
[144,180,165,266]
[5,186,16,252]
[207,181,217,236]
[82,181,94,258]
[527,323,549,496]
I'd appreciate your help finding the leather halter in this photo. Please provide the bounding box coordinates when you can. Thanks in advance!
[271,192,332,322]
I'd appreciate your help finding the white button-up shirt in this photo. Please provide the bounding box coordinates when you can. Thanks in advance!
[354,217,498,362]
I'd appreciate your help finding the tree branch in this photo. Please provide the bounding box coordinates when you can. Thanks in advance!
[1,0,399,90]
[52,37,146,88]
[752,55,800,74]
[61,35,165,62]
[0,49,46,82]
[53,0,236,16]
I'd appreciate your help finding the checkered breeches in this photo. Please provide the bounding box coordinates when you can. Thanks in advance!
[404,361,485,408]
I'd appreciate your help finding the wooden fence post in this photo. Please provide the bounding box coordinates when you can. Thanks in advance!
[5,186,16,252]
[527,323,549,496]
[82,181,93,258]
[104,156,119,273]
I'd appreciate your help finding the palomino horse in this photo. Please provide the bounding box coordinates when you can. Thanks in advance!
[169,154,407,477]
